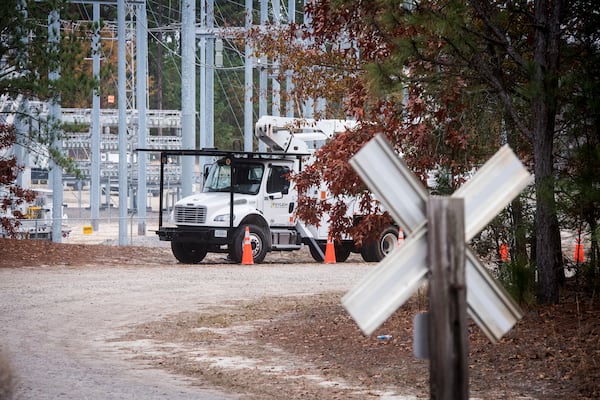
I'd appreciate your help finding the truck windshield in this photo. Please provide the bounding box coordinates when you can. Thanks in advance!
[203,162,264,195]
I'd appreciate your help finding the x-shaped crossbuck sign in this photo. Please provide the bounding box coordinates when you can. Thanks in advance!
[342,134,533,342]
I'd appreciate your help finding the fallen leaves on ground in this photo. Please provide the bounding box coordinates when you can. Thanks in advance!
[2,238,599,399]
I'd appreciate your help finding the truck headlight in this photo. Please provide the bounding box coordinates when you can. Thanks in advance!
[214,213,235,222]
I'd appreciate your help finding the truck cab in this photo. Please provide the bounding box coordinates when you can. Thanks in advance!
[156,150,304,264]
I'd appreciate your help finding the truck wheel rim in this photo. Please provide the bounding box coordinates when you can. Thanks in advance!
[380,233,397,256]
[250,233,262,257]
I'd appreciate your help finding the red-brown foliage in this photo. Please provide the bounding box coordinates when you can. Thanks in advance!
[0,124,36,237]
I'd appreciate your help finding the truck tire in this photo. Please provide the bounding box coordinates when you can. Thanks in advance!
[360,245,377,262]
[309,243,351,263]
[231,224,268,264]
[335,244,352,262]
[360,226,399,262]
[171,241,208,264]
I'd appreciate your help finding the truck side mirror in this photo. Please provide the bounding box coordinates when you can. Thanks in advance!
[269,192,283,200]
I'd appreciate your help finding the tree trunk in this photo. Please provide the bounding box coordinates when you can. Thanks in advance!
[586,217,598,279]
[510,197,529,266]
[533,131,562,303]
[532,0,564,304]
[156,0,163,136]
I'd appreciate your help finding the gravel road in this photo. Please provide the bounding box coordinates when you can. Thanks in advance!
[0,261,372,399]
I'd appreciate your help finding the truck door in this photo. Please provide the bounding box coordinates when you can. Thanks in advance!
[263,164,295,227]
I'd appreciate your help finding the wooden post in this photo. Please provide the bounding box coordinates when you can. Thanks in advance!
[427,197,468,400]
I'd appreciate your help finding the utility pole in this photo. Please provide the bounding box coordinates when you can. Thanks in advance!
[257,0,268,152]
[181,0,196,197]
[206,0,214,151]
[302,2,314,118]
[285,0,295,117]
[243,0,253,151]
[118,0,128,245]
[91,2,101,232]
[271,0,281,117]
[49,7,63,243]
[136,1,148,235]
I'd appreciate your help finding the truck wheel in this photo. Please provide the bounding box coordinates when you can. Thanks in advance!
[171,241,208,264]
[335,245,352,262]
[309,243,351,263]
[232,224,268,264]
[360,245,377,262]
[360,226,399,262]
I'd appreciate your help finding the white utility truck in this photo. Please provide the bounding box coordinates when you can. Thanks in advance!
[147,116,399,264]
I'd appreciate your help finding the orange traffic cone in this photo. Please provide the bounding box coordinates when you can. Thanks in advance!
[499,243,509,262]
[397,227,404,247]
[574,237,585,264]
[324,235,336,264]
[241,226,254,265]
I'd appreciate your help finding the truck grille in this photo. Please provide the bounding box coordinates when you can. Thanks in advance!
[174,205,207,224]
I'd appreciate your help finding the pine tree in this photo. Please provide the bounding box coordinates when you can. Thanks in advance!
[0,0,95,234]
[249,0,599,303]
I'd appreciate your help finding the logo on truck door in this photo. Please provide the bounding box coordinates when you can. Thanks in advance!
[270,202,289,209]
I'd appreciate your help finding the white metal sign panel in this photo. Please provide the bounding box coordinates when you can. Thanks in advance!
[466,250,524,342]
[349,134,428,234]
[343,236,524,342]
[454,145,534,240]
[343,134,532,342]
[342,228,429,335]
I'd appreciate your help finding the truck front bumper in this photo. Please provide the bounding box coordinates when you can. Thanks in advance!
[156,226,231,245]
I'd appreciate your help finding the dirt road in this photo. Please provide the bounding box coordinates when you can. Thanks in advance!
[0,260,373,399]
[2,231,598,400]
